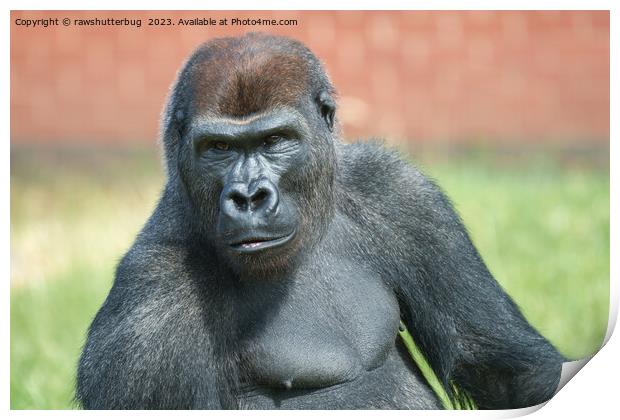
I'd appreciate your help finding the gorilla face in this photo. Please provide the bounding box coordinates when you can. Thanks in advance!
[189,108,308,266]
[170,35,338,277]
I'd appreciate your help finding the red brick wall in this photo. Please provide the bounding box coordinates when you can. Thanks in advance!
[10,10,609,146]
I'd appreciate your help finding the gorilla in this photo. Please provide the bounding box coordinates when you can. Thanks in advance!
[76,33,564,409]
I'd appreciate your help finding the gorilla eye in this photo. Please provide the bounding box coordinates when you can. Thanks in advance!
[213,141,229,151]
[264,135,282,147]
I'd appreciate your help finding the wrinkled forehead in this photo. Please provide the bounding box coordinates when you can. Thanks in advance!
[187,41,311,119]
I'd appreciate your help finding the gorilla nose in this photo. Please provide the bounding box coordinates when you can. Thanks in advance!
[221,179,279,218]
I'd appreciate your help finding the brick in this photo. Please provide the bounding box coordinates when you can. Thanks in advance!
[10,10,610,145]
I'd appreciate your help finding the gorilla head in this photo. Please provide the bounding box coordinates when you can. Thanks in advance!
[161,33,338,278]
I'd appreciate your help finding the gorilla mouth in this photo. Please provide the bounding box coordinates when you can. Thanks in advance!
[230,230,296,253]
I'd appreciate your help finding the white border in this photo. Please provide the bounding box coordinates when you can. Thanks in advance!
[3,2,617,419]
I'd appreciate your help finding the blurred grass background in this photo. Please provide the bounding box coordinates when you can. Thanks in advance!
[10,145,610,409]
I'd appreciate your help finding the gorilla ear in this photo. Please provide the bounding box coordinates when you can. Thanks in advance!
[316,91,336,132]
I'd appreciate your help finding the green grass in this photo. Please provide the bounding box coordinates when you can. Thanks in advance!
[10,145,610,409]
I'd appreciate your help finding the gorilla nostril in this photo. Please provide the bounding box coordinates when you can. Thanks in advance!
[251,189,269,209]
[230,192,248,211]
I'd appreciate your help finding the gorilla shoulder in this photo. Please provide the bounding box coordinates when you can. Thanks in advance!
[335,141,451,222]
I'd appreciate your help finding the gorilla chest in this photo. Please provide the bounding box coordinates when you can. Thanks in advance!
[240,262,400,390]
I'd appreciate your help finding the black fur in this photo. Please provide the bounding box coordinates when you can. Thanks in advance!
[76,33,564,410]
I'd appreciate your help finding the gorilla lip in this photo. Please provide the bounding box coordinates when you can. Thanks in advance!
[230,230,296,253]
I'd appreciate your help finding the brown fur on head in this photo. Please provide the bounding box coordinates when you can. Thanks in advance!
[190,35,310,117]
[185,32,332,120]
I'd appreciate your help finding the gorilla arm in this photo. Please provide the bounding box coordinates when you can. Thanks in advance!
[75,242,223,409]
[336,141,565,409]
